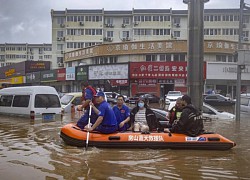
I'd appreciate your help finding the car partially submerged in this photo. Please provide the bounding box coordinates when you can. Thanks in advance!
[167,101,235,120]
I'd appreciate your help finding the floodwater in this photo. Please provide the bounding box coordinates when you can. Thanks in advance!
[0,111,250,180]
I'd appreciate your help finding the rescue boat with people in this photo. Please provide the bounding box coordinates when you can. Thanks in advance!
[60,123,236,150]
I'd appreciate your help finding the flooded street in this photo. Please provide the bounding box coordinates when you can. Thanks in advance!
[0,112,250,180]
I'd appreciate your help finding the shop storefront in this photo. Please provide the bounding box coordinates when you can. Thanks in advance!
[88,64,129,96]
[206,62,250,98]
[130,62,189,97]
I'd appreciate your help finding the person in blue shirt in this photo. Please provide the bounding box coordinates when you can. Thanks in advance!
[85,91,118,134]
[76,81,97,129]
[113,95,130,131]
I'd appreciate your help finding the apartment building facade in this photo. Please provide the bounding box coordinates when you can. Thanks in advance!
[0,43,53,68]
[50,8,250,97]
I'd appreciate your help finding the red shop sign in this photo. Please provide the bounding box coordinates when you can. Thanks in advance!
[110,79,129,86]
[130,62,187,79]
[57,68,66,81]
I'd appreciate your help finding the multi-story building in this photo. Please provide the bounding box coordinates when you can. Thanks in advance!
[51,8,250,65]
[50,8,250,97]
[0,43,53,68]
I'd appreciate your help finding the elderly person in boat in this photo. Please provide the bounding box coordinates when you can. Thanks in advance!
[130,98,159,133]
[85,91,117,134]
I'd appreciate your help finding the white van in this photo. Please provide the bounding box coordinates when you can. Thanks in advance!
[0,86,62,121]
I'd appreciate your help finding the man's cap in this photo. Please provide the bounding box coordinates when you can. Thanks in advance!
[182,95,191,104]
[95,91,105,97]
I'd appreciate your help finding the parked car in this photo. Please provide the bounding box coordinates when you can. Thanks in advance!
[61,92,108,113]
[165,91,182,104]
[167,101,235,120]
[240,94,250,115]
[60,92,82,113]
[202,103,235,120]
[203,94,235,106]
[104,92,128,104]
[129,93,160,104]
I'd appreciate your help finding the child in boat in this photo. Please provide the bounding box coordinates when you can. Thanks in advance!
[130,98,159,133]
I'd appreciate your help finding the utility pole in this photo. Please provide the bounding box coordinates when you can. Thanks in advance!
[183,0,209,111]
[236,0,247,121]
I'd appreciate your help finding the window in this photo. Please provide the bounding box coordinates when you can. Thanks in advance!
[12,95,30,107]
[216,55,226,62]
[123,17,130,24]
[57,44,63,51]
[57,57,63,63]
[145,16,151,21]
[44,55,52,59]
[173,54,186,61]
[106,17,113,24]
[164,15,170,21]
[35,94,61,108]
[57,17,65,24]
[173,31,180,37]
[173,17,181,24]
[0,95,13,107]
[107,31,113,37]
[122,31,130,38]
[134,16,140,22]
[153,16,160,21]
[85,16,91,21]
[159,54,171,61]
[146,55,157,61]
[0,55,5,61]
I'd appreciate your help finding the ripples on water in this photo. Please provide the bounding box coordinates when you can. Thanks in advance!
[0,114,250,180]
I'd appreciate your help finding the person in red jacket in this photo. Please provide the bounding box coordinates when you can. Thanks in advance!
[76,81,97,129]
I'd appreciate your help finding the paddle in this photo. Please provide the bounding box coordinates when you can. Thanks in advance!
[86,105,92,150]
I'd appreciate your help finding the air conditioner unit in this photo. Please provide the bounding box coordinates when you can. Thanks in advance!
[60,24,65,28]
[243,37,249,41]
[57,37,62,41]
[126,37,130,41]
[122,24,126,28]
[58,62,64,67]
[79,21,84,26]
[134,21,139,25]
[107,37,113,42]
[174,23,180,27]
[106,24,114,27]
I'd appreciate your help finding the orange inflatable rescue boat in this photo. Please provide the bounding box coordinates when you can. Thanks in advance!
[60,123,236,150]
